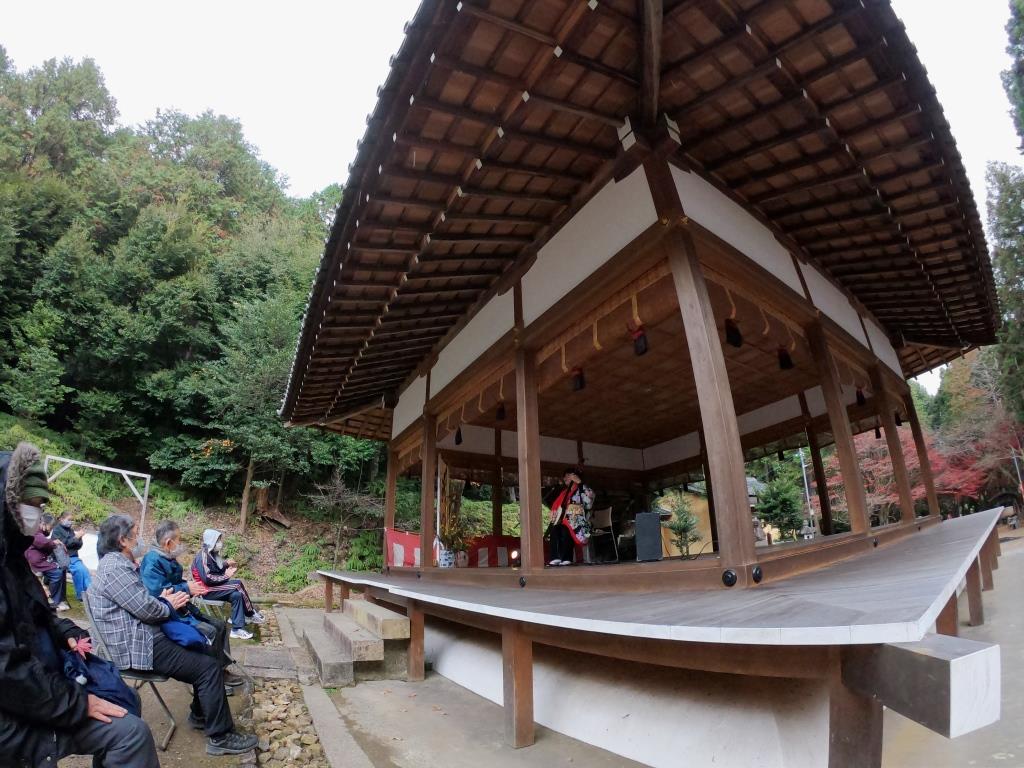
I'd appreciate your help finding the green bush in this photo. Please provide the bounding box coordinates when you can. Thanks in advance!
[344,530,383,571]
[267,540,330,592]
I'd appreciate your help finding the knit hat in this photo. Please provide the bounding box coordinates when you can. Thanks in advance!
[20,460,50,502]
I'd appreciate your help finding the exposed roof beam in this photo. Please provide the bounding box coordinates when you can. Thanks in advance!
[640,0,663,128]
[520,90,622,127]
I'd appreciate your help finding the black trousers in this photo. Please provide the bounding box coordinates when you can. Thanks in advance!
[151,633,233,737]
[548,522,576,562]
[194,615,233,666]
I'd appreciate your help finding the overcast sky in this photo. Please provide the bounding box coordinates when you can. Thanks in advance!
[3,0,1019,392]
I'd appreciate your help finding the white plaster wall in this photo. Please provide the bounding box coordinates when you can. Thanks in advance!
[583,441,644,472]
[738,396,803,436]
[864,317,905,376]
[802,266,870,347]
[522,167,657,326]
[391,375,427,439]
[642,431,701,470]
[670,165,804,296]
[438,423,493,453]
[426,621,829,768]
[804,387,827,418]
[430,291,514,394]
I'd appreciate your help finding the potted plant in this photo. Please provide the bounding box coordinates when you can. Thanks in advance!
[438,514,468,568]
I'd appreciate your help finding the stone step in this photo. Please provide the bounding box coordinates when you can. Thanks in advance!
[292,611,354,687]
[343,599,410,640]
[323,612,383,662]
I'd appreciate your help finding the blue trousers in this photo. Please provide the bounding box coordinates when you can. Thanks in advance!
[42,568,67,604]
[205,580,254,628]
[69,555,92,597]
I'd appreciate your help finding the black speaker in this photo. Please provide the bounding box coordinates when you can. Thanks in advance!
[635,512,663,562]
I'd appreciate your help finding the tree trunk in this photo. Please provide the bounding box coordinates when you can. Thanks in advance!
[239,458,255,530]
[275,471,287,511]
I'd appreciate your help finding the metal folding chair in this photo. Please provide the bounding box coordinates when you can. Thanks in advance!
[82,594,177,751]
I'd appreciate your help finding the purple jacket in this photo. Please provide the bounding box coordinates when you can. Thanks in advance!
[24,531,58,573]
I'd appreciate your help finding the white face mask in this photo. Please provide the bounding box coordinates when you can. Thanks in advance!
[214,541,224,553]
[17,504,43,536]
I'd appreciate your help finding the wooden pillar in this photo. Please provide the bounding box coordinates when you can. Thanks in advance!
[828,671,883,768]
[966,557,984,626]
[492,428,503,536]
[383,449,398,564]
[980,544,994,591]
[935,594,959,636]
[806,323,869,534]
[323,579,334,614]
[904,393,940,517]
[665,229,755,572]
[697,427,720,552]
[989,528,1001,568]
[515,343,545,571]
[871,369,915,525]
[806,424,833,535]
[501,623,535,748]
[420,415,437,567]
[407,601,425,682]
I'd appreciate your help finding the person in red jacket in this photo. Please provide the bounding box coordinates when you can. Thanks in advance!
[25,512,70,610]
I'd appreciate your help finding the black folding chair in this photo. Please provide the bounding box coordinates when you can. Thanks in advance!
[82,593,177,751]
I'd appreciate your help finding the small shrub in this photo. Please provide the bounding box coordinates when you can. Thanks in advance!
[344,531,383,571]
[268,541,330,592]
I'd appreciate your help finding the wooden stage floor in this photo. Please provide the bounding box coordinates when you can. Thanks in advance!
[322,509,999,647]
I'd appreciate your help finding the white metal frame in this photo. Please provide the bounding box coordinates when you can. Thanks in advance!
[44,456,152,533]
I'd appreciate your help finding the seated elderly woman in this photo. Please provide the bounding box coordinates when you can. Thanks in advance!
[0,442,159,768]
[192,529,263,640]
[91,514,257,756]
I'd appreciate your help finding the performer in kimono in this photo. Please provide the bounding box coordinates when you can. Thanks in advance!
[544,468,595,566]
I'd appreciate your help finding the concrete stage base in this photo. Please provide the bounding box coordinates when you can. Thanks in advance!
[425,620,831,768]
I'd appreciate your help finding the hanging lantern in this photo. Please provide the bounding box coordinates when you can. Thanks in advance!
[894,411,903,427]
[631,324,649,356]
[455,426,463,446]
[856,387,866,407]
[725,318,743,348]
[571,367,586,391]
[777,346,794,370]
[496,401,506,422]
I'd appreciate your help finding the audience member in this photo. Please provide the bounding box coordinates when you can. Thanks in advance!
[192,529,263,640]
[140,519,243,687]
[0,442,159,768]
[53,507,92,597]
[91,514,258,756]
[25,511,70,610]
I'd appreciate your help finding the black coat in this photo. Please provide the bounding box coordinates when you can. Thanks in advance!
[51,522,83,555]
[0,451,91,766]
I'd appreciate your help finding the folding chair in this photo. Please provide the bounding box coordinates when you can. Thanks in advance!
[192,596,230,624]
[82,594,177,751]
[589,507,619,563]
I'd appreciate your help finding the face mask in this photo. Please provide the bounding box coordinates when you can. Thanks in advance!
[165,542,187,558]
[131,540,146,559]
[214,541,224,553]
[16,504,43,536]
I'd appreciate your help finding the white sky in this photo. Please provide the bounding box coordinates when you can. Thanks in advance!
[3,0,1019,394]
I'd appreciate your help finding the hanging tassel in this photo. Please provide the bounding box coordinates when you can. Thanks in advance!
[777,449,785,462]
[875,422,882,440]
[894,411,903,426]
[572,367,586,391]
[724,289,743,348]
[777,346,794,370]
[856,387,866,407]
[631,325,648,356]
[455,426,463,445]
[496,402,506,421]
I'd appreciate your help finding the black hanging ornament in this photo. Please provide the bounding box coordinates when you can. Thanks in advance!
[777,346,794,370]
[571,367,586,391]
[856,387,866,407]
[777,450,785,462]
[874,423,882,440]
[725,317,743,348]
[631,324,649,356]
[496,401,506,422]
[455,426,463,445]
[894,411,903,427]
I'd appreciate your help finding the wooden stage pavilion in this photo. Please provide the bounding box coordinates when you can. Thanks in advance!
[281,0,1002,765]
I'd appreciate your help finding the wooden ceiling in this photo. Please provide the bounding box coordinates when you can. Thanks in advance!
[281,0,997,433]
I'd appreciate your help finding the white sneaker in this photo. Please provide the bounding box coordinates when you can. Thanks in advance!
[547,559,563,566]
[56,602,71,611]
[229,628,254,640]
[249,611,266,625]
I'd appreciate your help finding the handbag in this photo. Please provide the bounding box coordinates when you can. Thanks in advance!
[62,651,141,717]
[52,541,70,569]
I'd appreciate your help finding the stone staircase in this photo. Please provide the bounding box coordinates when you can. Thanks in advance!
[283,600,410,687]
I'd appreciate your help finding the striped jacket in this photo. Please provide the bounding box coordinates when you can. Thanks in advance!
[90,552,170,670]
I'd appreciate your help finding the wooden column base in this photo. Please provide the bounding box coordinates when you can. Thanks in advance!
[981,547,994,591]
[407,602,425,682]
[829,676,883,768]
[966,558,984,627]
[936,594,959,637]
[502,623,535,748]
[324,579,334,613]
